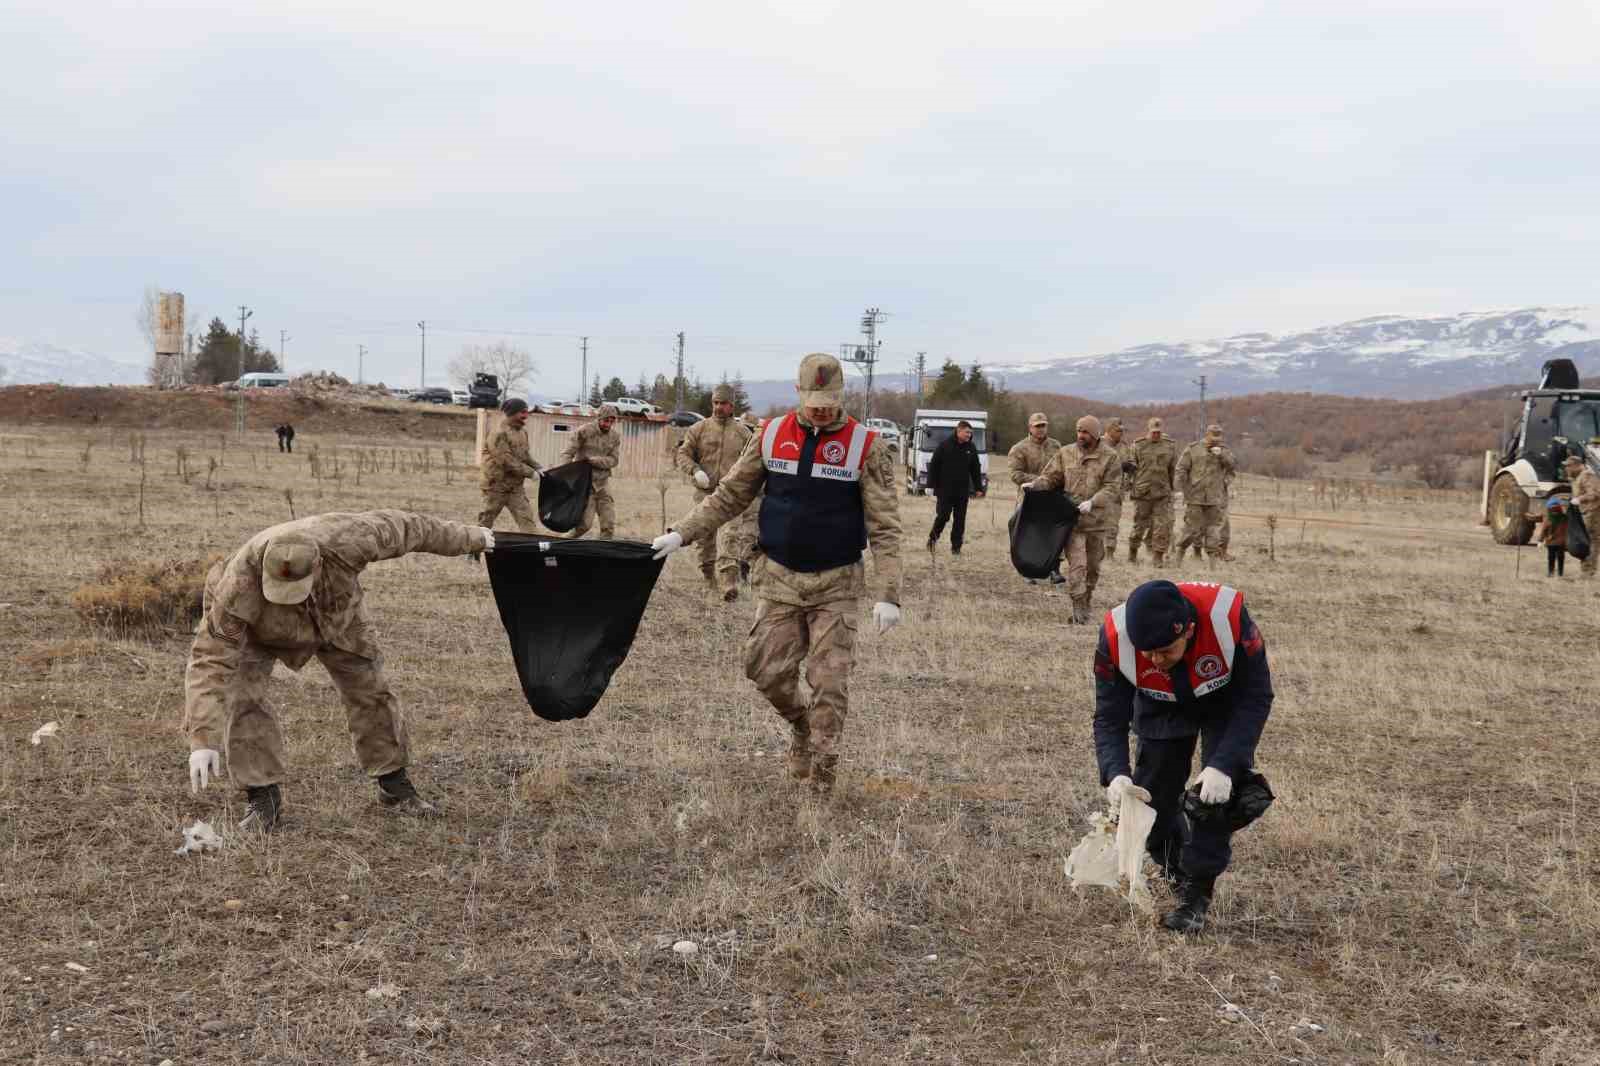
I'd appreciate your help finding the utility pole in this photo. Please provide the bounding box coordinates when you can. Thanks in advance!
[840,307,886,420]
[1192,374,1208,439]
[279,329,290,376]
[235,305,252,436]
[357,344,366,385]
[674,332,686,412]
[914,351,927,403]
[580,336,589,402]
[417,320,427,390]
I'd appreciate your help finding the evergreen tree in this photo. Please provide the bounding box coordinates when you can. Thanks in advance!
[929,359,967,406]
[588,374,602,405]
[731,372,751,414]
[602,376,628,401]
[186,318,278,384]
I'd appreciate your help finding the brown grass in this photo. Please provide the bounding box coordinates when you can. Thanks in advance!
[1,422,1598,1064]
[69,554,223,638]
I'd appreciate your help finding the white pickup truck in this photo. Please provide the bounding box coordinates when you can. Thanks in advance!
[904,409,989,495]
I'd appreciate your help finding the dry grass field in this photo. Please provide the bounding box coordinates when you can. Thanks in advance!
[2,421,1598,1065]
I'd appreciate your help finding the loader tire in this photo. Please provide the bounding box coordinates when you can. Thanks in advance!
[1488,474,1535,545]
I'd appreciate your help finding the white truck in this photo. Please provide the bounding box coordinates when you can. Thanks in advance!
[904,408,989,495]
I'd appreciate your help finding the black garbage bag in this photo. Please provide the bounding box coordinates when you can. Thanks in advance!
[1568,506,1591,561]
[1184,770,1275,832]
[538,461,593,533]
[485,534,665,721]
[1008,490,1079,578]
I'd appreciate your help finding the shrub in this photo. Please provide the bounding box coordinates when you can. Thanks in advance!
[70,554,225,638]
[1238,445,1311,480]
[1417,454,1459,489]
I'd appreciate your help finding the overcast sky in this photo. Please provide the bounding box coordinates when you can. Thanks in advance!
[6,1,1599,395]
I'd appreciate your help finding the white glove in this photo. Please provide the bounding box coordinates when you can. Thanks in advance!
[872,601,900,635]
[692,470,711,490]
[1209,446,1222,455]
[189,749,221,793]
[529,468,543,481]
[1077,500,1093,514]
[1105,774,1152,807]
[1196,766,1232,805]
[1023,479,1046,491]
[478,528,496,553]
[651,531,684,559]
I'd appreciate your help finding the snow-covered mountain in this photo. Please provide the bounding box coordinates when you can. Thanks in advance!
[987,307,1600,402]
[0,340,147,387]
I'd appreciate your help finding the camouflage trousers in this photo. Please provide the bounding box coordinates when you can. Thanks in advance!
[1583,507,1599,575]
[1102,499,1124,556]
[187,639,409,789]
[568,483,616,539]
[478,486,539,534]
[1065,529,1104,601]
[692,489,745,594]
[1130,496,1174,555]
[1218,503,1232,553]
[742,597,859,758]
[1178,503,1225,556]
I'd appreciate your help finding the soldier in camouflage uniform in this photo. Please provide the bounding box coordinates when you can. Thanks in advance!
[1026,415,1120,624]
[724,412,766,587]
[1007,412,1065,584]
[477,398,543,533]
[182,510,492,830]
[1175,424,1237,561]
[1101,417,1135,561]
[674,384,754,599]
[560,403,622,539]
[650,354,903,795]
[1566,455,1599,577]
[1215,465,1236,562]
[1129,417,1178,567]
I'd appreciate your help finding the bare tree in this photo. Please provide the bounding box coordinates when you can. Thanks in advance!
[446,341,536,397]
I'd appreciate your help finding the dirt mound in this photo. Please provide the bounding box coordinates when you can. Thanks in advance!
[0,383,480,442]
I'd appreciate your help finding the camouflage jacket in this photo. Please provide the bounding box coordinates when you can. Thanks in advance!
[1129,436,1178,500]
[1573,469,1600,515]
[1105,438,1135,499]
[479,422,541,492]
[672,411,903,606]
[559,421,621,485]
[1006,434,1063,492]
[1035,442,1121,533]
[183,510,486,750]
[674,413,751,490]
[1176,442,1237,505]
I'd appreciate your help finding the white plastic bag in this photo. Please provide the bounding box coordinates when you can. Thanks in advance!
[1064,792,1157,911]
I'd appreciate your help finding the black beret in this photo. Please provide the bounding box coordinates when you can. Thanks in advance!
[1125,580,1193,650]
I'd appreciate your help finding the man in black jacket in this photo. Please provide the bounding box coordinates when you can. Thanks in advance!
[1092,579,1273,933]
[925,420,984,555]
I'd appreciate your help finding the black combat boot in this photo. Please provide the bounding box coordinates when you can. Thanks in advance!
[1161,876,1216,934]
[377,769,440,816]
[239,784,282,832]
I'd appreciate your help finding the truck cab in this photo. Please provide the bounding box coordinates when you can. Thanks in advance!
[904,408,989,495]
[1483,358,1600,543]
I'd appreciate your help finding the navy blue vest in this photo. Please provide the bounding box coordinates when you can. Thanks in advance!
[758,414,873,573]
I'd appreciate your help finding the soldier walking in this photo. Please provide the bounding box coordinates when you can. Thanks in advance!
[1025,415,1119,623]
[1175,424,1236,562]
[183,510,494,830]
[674,384,753,599]
[1007,412,1065,584]
[1566,455,1599,578]
[650,354,902,795]
[1101,417,1135,561]
[1128,417,1178,567]
[560,403,622,539]
[477,398,542,533]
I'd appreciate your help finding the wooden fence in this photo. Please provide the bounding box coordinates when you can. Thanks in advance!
[475,411,684,479]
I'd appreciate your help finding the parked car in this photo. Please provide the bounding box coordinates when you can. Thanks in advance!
[864,417,902,447]
[610,396,655,416]
[667,410,705,427]
[451,389,470,406]
[468,372,501,409]
[410,387,454,405]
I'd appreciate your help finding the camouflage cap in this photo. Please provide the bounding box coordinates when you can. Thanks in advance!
[1148,417,1164,430]
[1075,414,1102,436]
[261,532,319,605]
[1028,412,1049,427]
[1105,417,1124,430]
[1563,454,1584,469]
[1205,423,1224,438]
[795,353,845,408]
[597,404,619,420]
[501,397,528,416]
[711,384,735,404]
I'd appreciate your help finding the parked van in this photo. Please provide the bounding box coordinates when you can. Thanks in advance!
[235,372,291,389]
[905,409,989,495]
